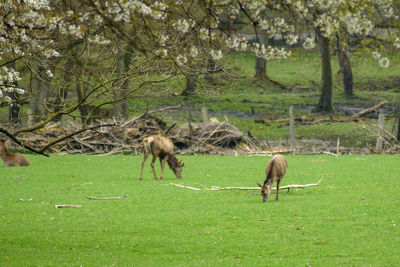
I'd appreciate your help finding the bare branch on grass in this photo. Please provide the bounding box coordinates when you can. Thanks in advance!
[54,205,82,208]
[86,195,127,200]
[170,179,322,191]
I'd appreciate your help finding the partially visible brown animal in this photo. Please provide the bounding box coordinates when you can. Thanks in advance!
[139,135,184,180]
[0,140,30,167]
[257,154,287,202]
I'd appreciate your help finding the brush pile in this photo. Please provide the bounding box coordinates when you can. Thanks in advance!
[11,113,261,155]
[169,121,259,154]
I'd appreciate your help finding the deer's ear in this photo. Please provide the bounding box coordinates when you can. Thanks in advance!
[180,162,184,167]
[257,182,263,188]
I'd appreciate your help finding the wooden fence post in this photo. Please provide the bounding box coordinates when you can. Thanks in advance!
[202,106,208,123]
[289,106,295,152]
[376,113,384,152]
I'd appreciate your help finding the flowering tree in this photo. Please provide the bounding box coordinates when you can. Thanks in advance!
[283,0,399,112]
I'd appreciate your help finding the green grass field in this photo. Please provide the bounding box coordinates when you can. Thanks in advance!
[1,154,399,266]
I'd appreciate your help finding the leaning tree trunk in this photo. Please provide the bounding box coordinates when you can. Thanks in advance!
[313,29,333,113]
[337,37,353,97]
[254,30,268,81]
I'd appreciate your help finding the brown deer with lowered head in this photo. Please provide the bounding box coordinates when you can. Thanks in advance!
[139,135,184,180]
[0,140,30,167]
[257,154,287,202]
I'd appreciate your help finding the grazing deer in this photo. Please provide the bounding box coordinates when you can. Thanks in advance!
[0,140,30,167]
[139,135,184,180]
[257,154,287,202]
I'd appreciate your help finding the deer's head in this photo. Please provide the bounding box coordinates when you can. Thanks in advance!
[257,182,271,202]
[173,160,184,178]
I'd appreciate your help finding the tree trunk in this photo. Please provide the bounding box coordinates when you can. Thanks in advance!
[205,58,217,85]
[53,58,74,122]
[255,57,267,80]
[113,42,132,120]
[254,30,268,80]
[181,73,198,96]
[76,69,90,125]
[7,62,21,124]
[395,103,400,142]
[313,29,333,113]
[337,39,353,97]
[29,61,49,124]
[8,91,21,124]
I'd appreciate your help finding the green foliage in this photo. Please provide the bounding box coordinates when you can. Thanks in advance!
[1,154,399,266]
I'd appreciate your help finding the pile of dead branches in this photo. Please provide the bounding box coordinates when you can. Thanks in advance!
[169,121,261,154]
[6,112,261,155]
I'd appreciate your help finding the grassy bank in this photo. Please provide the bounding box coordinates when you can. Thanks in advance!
[1,154,399,266]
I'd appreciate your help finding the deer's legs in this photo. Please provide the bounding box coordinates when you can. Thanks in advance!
[275,178,281,201]
[150,155,158,180]
[139,153,149,180]
[159,157,167,179]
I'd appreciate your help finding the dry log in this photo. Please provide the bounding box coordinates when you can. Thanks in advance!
[86,195,127,200]
[170,179,322,191]
[54,204,82,208]
[350,101,388,119]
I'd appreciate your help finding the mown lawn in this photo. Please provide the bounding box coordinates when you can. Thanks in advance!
[0,154,399,266]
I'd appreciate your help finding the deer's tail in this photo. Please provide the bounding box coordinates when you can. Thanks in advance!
[264,158,276,185]
[142,137,152,155]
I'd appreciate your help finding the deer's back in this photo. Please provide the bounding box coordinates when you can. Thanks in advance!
[3,153,30,167]
[143,135,175,155]
[266,154,287,178]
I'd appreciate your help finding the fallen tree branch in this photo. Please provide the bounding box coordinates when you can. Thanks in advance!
[170,179,322,191]
[350,100,388,119]
[86,195,128,200]
[39,123,115,154]
[54,204,82,208]
[169,184,202,190]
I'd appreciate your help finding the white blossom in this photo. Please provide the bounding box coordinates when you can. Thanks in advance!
[190,46,198,57]
[303,37,316,49]
[379,57,390,68]
[285,34,298,45]
[16,88,25,95]
[176,55,187,65]
[155,49,168,58]
[173,19,191,34]
[210,49,223,61]
[46,70,53,78]
[199,28,209,40]
[393,37,400,49]
[372,51,381,60]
